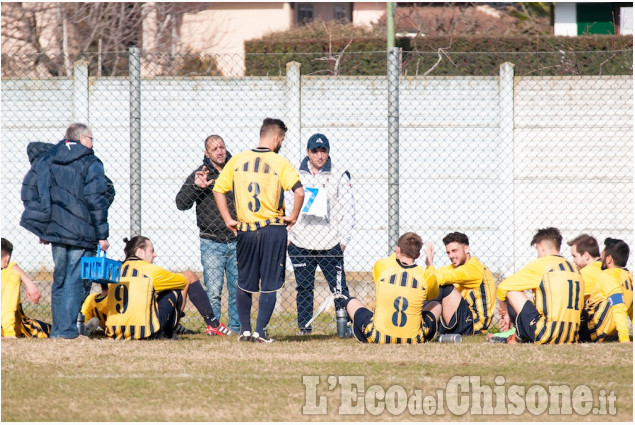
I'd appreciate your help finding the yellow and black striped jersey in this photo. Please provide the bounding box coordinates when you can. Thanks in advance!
[81,292,109,329]
[434,256,496,333]
[213,148,301,231]
[585,267,633,343]
[1,262,22,337]
[370,256,437,341]
[580,260,602,297]
[497,255,584,344]
[1,262,49,338]
[105,258,187,340]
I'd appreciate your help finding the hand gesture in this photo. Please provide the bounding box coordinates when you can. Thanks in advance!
[194,167,214,189]
[424,241,434,266]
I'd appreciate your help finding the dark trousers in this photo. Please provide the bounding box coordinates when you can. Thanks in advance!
[156,290,183,339]
[288,243,350,330]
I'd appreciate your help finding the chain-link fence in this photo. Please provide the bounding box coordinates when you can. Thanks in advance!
[1,49,632,336]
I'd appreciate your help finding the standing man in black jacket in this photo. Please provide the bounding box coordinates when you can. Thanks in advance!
[176,135,240,333]
[20,123,114,339]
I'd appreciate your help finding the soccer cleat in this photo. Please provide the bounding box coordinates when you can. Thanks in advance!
[84,317,100,336]
[487,327,517,344]
[206,323,234,336]
[174,323,197,335]
[253,330,275,343]
[237,331,254,342]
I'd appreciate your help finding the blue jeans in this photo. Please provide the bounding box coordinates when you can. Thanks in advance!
[288,243,350,331]
[51,244,91,339]
[200,239,240,332]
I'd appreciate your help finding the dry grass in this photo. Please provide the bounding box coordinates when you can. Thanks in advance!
[1,335,632,421]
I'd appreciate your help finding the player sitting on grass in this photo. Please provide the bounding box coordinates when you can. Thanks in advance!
[105,236,233,340]
[431,232,496,336]
[81,283,108,336]
[493,227,584,344]
[567,234,602,301]
[579,238,633,344]
[345,232,441,344]
[1,238,50,338]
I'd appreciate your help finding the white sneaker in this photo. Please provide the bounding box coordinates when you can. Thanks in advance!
[84,317,100,336]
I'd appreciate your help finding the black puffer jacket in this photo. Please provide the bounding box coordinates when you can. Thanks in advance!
[175,156,237,243]
[20,140,115,249]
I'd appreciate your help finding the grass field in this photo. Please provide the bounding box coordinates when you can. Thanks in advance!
[1,334,632,422]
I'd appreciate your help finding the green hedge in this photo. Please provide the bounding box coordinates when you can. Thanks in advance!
[244,36,633,76]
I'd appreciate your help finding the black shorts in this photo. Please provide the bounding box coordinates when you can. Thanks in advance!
[439,297,474,336]
[155,290,183,339]
[236,224,287,293]
[352,307,437,344]
[513,301,540,343]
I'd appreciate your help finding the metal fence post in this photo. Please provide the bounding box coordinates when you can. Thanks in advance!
[286,61,302,163]
[387,47,400,253]
[499,62,515,271]
[129,46,142,237]
[73,60,89,123]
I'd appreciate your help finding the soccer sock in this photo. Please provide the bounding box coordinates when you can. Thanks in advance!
[236,288,253,334]
[255,292,276,336]
[188,280,220,328]
[433,284,455,303]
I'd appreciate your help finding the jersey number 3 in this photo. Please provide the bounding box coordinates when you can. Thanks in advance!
[248,182,261,212]
[392,296,409,327]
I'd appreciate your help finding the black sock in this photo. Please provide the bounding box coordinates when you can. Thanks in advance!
[256,292,276,336]
[236,288,253,334]
[188,280,219,328]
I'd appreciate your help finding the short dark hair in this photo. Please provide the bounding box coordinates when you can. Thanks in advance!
[530,227,562,250]
[260,118,287,138]
[1,238,13,258]
[99,283,109,292]
[204,134,224,150]
[442,232,469,246]
[397,232,423,260]
[604,238,629,267]
[567,234,600,258]
[123,236,151,260]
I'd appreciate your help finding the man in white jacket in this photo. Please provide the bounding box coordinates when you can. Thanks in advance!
[287,133,355,335]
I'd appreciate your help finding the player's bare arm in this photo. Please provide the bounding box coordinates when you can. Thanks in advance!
[213,191,238,235]
[284,186,304,228]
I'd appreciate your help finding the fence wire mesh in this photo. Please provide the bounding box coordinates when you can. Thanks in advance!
[1,50,633,337]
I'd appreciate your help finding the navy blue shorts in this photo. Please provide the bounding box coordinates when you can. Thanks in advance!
[236,224,287,293]
[510,301,540,343]
[439,297,474,336]
[154,290,183,339]
[352,307,437,344]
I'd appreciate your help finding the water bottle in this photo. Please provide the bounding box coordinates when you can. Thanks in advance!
[77,312,85,336]
[336,308,349,338]
[436,333,462,343]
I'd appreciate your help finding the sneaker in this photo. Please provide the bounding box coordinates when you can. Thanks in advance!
[237,331,254,342]
[84,317,100,336]
[253,330,275,343]
[175,323,197,335]
[487,327,517,344]
[299,328,312,336]
[206,323,234,336]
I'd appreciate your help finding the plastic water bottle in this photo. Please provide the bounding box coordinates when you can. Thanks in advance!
[77,312,85,336]
[336,308,349,338]
[436,333,462,343]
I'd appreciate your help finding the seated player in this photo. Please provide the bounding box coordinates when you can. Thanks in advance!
[567,234,603,300]
[81,283,109,336]
[580,238,633,343]
[345,232,441,344]
[495,227,584,344]
[1,238,50,338]
[105,236,233,340]
[431,232,496,335]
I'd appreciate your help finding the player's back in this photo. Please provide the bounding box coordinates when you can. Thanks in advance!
[216,148,299,231]
[533,256,584,344]
[105,261,160,340]
[373,257,436,340]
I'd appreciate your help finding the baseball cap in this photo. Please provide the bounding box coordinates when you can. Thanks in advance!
[307,133,330,151]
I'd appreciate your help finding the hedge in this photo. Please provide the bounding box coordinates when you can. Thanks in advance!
[244,35,633,76]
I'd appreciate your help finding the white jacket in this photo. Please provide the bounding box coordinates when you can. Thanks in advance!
[287,157,355,250]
